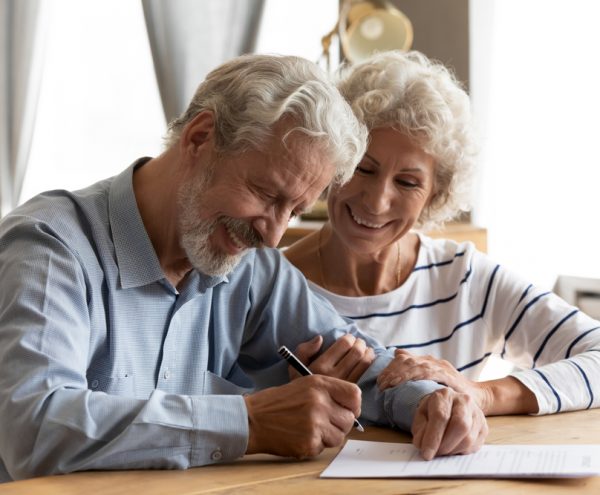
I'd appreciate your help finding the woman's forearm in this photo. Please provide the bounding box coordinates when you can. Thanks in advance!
[478,376,539,416]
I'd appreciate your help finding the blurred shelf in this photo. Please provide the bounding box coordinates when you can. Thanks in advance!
[279,221,487,253]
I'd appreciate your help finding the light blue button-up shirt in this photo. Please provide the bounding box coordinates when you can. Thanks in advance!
[0,160,441,481]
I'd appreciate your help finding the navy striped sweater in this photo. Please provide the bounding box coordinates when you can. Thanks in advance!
[309,234,600,415]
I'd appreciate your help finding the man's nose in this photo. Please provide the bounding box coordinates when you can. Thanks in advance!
[252,213,289,248]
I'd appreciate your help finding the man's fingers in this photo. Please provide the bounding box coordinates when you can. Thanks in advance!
[321,376,362,418]
[345,345,375,383]
[327,404,358,438]
[304,334,356,377]
[287,336,323,380]
[333,337,374,381]
[295,335,323,363]
[245,376,360,459]
[335,336,366,370]
[317,334,357,367]
[312,377,359,448]
[307,334,375,382]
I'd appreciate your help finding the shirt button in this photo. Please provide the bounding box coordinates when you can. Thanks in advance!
[163,370,171,380]
[91,380,99,389]
[211,449,223,461]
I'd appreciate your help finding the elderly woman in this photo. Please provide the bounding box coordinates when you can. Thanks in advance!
[284,50,600,417]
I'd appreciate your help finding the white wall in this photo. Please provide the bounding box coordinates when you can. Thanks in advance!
[256,0,339,64]
[471,0,600,290]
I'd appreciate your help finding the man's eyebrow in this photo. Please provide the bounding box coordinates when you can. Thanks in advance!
[363,153,381,166]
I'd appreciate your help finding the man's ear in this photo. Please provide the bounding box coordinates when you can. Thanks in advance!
[180,110,216,156]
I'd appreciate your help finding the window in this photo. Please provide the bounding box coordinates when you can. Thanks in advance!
[471,0,600,289]
[21,0,339,205]
[21,0,166,203]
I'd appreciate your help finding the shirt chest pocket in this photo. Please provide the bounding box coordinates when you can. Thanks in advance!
[199,371,253,396]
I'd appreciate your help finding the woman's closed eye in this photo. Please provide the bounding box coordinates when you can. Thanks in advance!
[396,178,419,189]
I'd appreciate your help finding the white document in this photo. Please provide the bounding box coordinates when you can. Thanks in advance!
[321,440,600,479]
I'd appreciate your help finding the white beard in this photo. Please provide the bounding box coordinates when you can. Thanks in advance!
[177,163,260,277]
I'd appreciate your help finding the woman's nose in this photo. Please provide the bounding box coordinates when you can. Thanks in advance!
[363,180,393,214]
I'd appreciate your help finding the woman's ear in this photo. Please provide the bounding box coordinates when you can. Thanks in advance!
[180,110,216,156]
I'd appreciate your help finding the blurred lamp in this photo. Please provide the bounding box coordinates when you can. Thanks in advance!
[321,0,413,68]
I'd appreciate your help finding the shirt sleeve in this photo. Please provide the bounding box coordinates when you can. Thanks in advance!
[241,249,444,430]
[0,218,248,481]
[474,251,600,415]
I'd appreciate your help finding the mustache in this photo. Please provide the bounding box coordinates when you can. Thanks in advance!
[221,217,262,248]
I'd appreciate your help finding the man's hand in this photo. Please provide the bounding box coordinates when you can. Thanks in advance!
[377,349,489,410]
[291,334,375,383]
[412,388,488,460]
[244,375,361,458]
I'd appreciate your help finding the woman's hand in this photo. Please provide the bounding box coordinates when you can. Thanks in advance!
[377,349,490,412]
[290,334,376,383]
[412,387,488,460]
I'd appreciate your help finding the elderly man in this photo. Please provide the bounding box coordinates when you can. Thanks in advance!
[0,54,486,482]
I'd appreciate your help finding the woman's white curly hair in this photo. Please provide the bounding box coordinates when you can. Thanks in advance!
[336,50,477,229]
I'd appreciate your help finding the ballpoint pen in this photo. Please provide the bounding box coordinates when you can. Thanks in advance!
[278,345,365,432]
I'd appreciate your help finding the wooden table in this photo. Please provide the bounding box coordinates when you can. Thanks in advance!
[2,409,599,494]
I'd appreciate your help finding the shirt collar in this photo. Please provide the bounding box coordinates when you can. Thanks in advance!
[108,158,228,291]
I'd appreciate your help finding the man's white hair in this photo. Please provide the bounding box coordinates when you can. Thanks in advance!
[165,53,367,186]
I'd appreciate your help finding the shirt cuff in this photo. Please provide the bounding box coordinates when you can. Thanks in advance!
[384,380,445,431]
[190,395,248,465]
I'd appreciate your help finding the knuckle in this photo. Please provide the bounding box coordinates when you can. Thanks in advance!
[461,433,480,453]
[339,410,356,432]
[439,387,453,398]
[347,382,361,401]
[339,334,355,348]
[304,383,324,402]
[306,405,325,427]
[309,374,327,387]
[452,391,470,405]
[346,345,361,360]
[430,407,451,422]
[306,435,323,457]
[298,434,322,458]
[451,414,472,433]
